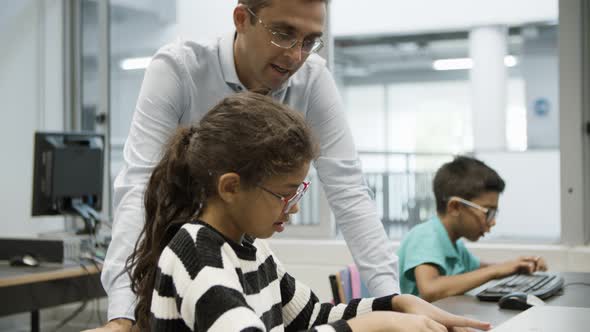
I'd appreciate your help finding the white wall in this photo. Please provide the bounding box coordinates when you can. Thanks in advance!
[176,0,234,42]
[85,0,235,60]
[476,150,561,241]
[107,0,237,176]
[331,0,557,36]
[0,0,65,238]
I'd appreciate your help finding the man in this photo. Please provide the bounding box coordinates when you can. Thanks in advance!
[92,0,440,330]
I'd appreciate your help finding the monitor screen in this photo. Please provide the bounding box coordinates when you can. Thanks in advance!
[31,132,104,217]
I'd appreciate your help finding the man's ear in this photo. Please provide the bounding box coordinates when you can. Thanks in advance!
[233,5,250,33]
[217,173,241,203]
[446,199,461,217]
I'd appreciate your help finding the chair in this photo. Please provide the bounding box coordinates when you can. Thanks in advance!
[328,264,370,304]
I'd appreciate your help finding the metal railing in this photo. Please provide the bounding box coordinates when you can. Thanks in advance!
[364,171,436,238]
[292,152,452,238]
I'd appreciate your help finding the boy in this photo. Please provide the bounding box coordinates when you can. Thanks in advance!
[397,156,547,302]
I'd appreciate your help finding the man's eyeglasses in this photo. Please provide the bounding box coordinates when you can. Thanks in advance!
[246,7,324,54]
[258,181,311,215]
[450,196,498,224]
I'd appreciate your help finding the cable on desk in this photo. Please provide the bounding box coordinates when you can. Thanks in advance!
[48,299,88,332]
[78,251,106,328]
[86,256,105,326]
[79,230,109,328]
[47,260,93,332]
[563,282,590,288]
[79,261,101,328]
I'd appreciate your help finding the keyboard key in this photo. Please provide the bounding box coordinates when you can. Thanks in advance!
[532,275,555,291]
[476,273,564,302]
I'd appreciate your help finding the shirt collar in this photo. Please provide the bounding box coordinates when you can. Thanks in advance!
[219,32,242,88]
[218,32,291,94]
[432,216,460,259]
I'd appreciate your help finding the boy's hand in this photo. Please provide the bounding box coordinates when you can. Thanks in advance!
[493,256,548,278]
[392,294,492,331]
[532,256,548,271]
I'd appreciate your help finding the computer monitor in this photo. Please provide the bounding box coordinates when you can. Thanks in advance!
[31,131,105,234]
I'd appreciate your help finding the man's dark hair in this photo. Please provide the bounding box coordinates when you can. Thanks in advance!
[433,155,505,214]
[238,0,328,23]
[238,0,273,14]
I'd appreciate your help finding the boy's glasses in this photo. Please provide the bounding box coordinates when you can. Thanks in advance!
[450,196,498,224]
[258,181,311,215]
[246,7,324,54]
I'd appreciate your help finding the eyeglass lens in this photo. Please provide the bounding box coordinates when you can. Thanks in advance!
[486,209,497,223]
[283,183,308,213]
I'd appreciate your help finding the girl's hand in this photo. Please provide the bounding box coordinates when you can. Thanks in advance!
[347,311,447,332]
[392,294,492,331]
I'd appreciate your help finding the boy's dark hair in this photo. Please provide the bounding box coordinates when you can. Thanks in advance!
[126,92,318,330]
[433,155,505,214]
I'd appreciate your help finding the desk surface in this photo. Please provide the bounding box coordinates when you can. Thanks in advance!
[433,272,590,327]
[0,260,105,317]
[0,261,101,288]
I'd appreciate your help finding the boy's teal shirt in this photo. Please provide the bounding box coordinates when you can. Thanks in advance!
[398,216,481,296]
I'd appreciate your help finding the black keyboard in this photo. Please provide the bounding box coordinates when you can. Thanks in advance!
[476,272,564,301]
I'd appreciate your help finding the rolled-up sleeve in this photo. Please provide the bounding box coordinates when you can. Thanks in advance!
[101,49,187,321]
[307,66,400,296]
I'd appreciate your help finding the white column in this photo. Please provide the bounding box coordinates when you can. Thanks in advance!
[522,27,559,149]
[469,25,508,151]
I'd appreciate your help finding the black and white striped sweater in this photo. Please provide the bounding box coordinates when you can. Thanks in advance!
[149,220,396,331]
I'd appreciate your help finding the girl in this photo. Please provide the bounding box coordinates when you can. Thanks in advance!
[126,92,490,331]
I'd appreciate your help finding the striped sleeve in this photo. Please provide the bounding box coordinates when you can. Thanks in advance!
[272,254,396,332]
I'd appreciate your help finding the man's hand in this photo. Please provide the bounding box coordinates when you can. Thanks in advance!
[492,256,548,278]
[81,318,133,332]
[392,294,492,331]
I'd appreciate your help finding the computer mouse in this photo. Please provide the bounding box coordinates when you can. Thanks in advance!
[9,254,40,267]
[498,292,545,310]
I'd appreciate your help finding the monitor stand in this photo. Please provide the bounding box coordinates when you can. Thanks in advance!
[70,200,100,235]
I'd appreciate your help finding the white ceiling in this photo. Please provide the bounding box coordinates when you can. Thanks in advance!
[331,0,558,37]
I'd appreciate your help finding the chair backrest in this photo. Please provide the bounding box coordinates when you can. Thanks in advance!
[328,264,370,304]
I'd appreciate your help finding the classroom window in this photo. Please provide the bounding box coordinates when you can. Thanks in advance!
[329,2,560,242]
[77,1,563,243]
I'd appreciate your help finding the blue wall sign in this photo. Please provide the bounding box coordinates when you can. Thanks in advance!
[533,98,550,117]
